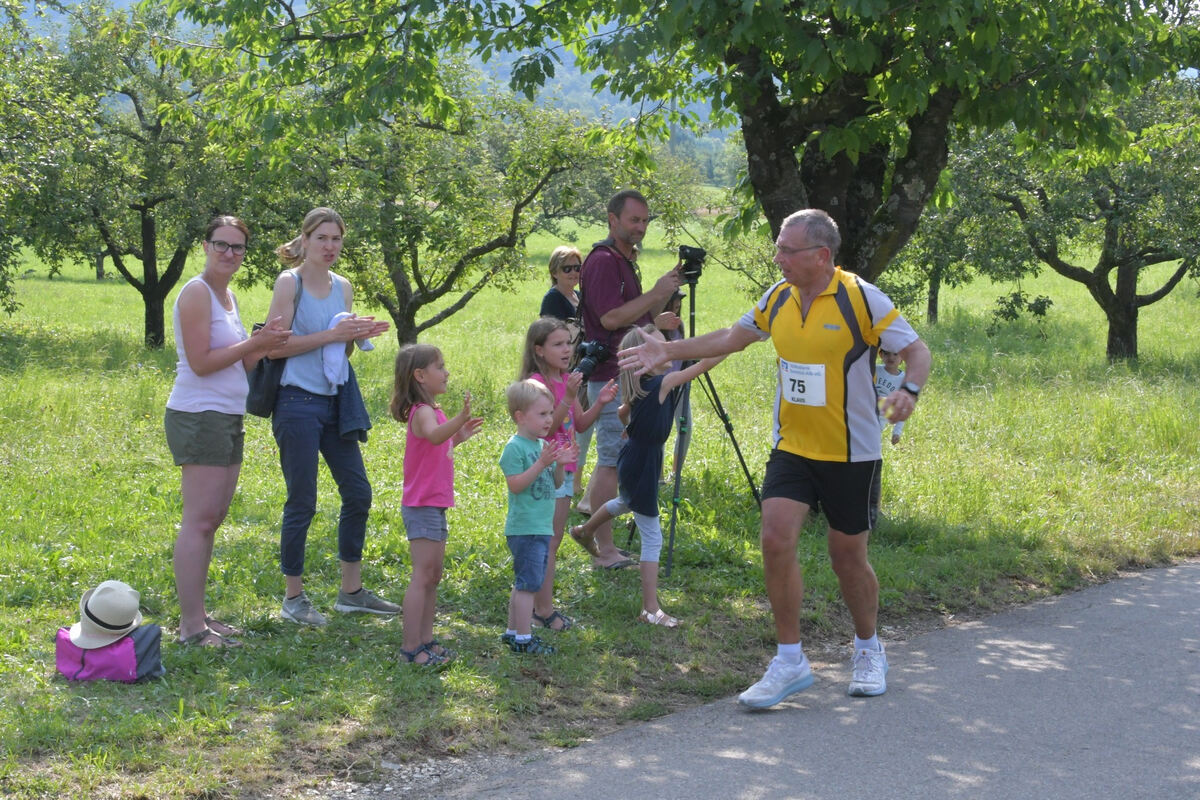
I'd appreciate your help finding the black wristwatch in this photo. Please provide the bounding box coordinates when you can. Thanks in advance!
[900,381,921,399]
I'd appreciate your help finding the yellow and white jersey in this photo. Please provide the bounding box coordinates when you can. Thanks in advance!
[737,269,918,463]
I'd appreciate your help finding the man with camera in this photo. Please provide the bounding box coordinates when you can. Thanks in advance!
[618,208,931,707]
[577,189,682,568]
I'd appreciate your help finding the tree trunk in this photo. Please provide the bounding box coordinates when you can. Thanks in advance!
[143,290,166,349]
[95,250,107,280]
[1104,301,1138,362]
[926,262,943,324]
[737,67,956,283]
[391,313,419,346]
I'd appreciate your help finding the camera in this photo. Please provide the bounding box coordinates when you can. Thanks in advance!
[678,245,706,283]
[571,340,610,379]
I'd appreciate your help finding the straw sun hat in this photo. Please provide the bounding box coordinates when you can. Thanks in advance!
[69,580,143,649]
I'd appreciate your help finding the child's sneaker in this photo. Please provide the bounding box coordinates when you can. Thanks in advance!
[508,635,555,655]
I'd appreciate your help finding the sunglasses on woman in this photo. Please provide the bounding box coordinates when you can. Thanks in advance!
[560,263,581,273]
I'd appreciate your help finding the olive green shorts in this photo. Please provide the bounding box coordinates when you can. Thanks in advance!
[164,408,245,466]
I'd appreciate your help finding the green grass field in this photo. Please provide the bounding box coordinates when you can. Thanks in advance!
[2,229,1198,799]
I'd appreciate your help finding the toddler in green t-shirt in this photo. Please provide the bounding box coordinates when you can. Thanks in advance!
[498,379,577,654]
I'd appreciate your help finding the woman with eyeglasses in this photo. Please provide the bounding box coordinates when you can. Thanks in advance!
[539,245,584,323]
[165,215,291,647]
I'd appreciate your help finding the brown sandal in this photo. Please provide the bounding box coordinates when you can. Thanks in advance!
[204,615,243,637]
[178,627,242,648]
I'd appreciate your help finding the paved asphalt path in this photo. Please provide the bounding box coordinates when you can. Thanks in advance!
[441,560,1199,800]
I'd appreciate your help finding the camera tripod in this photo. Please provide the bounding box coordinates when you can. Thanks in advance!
[659,276,761,576]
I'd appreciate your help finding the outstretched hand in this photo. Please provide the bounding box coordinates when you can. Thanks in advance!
[618,336,668,377]
[456,416,484,444]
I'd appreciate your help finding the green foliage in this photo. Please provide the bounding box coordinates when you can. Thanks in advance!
[0,14,92,313]
[2,1,266,346]
[896,76,1200,359]
[986,290,1054,337]
[163,0,1200,286]
[489,0,1200,278]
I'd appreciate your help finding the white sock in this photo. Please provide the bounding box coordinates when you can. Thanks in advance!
[777,642,805,664]
[855,634,881,652]
[505,629,518,637]
[515,634,532,644]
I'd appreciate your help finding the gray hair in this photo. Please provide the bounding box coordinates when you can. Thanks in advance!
[780,209,841,258]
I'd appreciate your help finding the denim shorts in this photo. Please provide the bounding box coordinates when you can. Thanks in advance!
[402,506,449,542]
[555,471,575,499]
[588,380,624,467]
[506,534,550,592]
[164,408,244,466]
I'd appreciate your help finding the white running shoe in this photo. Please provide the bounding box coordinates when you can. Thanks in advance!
[737,655,815,709]
[848,646,888,696]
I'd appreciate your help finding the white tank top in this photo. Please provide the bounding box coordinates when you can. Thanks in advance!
[166,276,249,415]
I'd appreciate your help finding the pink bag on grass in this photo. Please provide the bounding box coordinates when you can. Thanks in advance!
[55,625,165,683]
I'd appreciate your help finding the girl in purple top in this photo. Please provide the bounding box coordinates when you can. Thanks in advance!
[390,344,483,666]
[518,318,617,630]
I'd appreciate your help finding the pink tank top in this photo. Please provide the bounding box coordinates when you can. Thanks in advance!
[403,403,455,508]
[532,372,577,472]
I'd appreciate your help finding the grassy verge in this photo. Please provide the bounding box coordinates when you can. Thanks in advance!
[1,241,1198,798]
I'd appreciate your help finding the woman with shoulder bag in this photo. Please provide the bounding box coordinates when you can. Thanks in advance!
[166,215,290,647]
[263,207,395,626]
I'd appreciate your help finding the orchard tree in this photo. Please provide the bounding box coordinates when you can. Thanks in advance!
[896,77,1200,360]
[991,79,1200,361]
[233,74,691,345]
[0,11,90,313]
[166,0,1198,283]
[883,147,1040,323]
[12,2,252,347]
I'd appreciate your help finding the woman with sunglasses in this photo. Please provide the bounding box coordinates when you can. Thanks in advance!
[165,215,291,647]
[539,245,583,323]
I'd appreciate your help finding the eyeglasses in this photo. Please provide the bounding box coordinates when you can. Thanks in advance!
[560,263,581,273]
[209,240,247,256]
[775,243,824,257]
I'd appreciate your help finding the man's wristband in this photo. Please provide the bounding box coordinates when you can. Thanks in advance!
[900,381,921,399]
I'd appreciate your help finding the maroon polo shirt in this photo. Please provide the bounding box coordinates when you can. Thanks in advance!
[579,241,651,382]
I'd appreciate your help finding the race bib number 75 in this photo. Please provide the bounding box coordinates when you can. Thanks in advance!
[779,360,826,407]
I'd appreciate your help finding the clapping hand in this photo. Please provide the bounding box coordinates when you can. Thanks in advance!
[253,315,291,351]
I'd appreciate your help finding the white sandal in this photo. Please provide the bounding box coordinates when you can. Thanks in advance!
[638,608,679,628]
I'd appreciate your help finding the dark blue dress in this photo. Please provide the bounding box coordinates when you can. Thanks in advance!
[617,374,683,516]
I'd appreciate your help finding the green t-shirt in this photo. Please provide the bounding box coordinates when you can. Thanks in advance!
[499,434,556,536]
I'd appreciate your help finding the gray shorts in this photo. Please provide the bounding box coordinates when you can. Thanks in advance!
[588,380,624,467]
[164,408,244,466]
[402,506,449,542]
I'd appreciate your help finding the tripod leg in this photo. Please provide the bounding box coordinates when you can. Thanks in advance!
[698,371,761,506]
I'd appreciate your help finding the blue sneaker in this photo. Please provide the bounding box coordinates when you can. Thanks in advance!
[737,655,815,709]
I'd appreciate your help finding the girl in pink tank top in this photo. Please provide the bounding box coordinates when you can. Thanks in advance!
[389,344,483,666]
